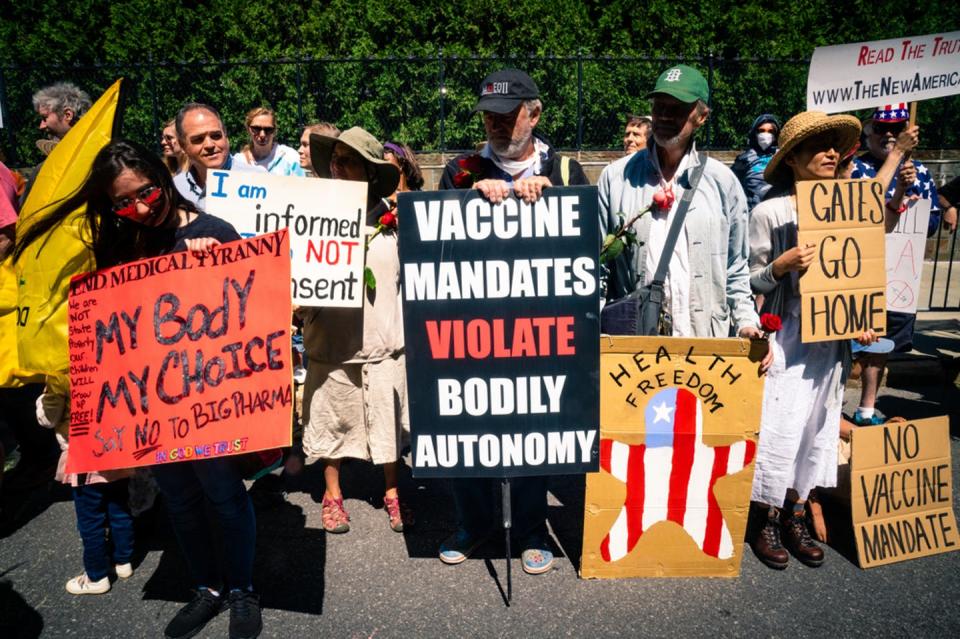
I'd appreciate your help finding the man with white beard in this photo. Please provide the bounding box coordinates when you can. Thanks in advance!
[438,68,587,198]
[436,68,588,576]
[598,64,763,343]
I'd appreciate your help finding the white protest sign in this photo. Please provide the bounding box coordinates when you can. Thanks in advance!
[807,31,960,113]
[886,198,932,314]
[205,170,367,307]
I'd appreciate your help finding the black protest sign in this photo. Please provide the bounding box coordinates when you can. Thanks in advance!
[398,187,600,478]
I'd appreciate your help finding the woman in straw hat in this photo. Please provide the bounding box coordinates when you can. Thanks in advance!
[299,127,412,533]
[747,111,879,570]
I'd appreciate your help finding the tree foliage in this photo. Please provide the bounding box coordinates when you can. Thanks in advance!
[1,0,957,164]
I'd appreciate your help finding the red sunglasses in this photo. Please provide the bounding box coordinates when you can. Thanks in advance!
[112,185,163,218]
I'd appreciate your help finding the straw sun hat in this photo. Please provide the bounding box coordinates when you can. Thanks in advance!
[310,126,400,200]
[763,111,861,183]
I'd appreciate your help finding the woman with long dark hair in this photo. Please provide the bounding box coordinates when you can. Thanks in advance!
[16,139,262,639]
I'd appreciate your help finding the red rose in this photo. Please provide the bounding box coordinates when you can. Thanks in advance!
[651,187,675,210]
[452,170,473,188]
[760,313,782,333]
[379,211,397,229]
[459,154,485,174]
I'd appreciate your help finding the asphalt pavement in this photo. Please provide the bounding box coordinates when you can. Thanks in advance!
[2,315,959,638]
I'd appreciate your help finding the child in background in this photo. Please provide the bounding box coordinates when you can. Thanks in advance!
[36,390,135,595]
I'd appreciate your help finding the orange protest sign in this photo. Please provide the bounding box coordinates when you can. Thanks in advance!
[65,231,293,474]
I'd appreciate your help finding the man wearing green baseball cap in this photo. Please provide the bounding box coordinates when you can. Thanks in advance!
[599,65,769,350]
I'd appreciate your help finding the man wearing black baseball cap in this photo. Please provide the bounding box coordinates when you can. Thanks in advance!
[436,68,588,576]
[438,68,587,201]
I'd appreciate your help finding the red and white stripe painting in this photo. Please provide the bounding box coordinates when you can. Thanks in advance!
[599,387,756,562]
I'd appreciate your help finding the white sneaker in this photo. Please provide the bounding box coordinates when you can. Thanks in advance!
[115,563,134,579]
[65,573,110,595]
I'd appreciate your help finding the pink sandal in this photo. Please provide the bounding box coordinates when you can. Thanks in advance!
[383,495,412,532]
[322,497,350,533]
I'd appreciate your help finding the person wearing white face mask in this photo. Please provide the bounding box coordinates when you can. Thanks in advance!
[732,114,781,211]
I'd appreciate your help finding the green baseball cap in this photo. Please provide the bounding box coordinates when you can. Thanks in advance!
[645,64,709,103]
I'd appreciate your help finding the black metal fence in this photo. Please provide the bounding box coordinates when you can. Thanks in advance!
[1,54,958,310]
[4,53,959,163]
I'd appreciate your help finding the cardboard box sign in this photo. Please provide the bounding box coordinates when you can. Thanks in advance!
[581,336,766,578]
[65,232,293,474]
[797,179,887,343]
[850,416,959,568]
[205,170,368,308]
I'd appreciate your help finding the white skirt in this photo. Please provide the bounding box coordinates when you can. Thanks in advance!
[751,299,845,505]
[302,354,409,465]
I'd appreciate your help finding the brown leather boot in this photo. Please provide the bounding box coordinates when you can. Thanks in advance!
[781,507,825,567]
[751,507,789,569]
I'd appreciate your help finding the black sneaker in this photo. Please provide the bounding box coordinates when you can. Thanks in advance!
[165,589,224,639]
[228,589,262,639]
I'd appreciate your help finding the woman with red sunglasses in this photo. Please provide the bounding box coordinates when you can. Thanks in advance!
[16,140,264,639]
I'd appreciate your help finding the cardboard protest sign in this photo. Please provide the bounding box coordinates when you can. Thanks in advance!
[581,336,765,578]
[797,179,887,343]
[807,31,960,113]
[66,231,293,474]
[851,416,958,568]
[886,199,932,314]
[398,187,600,478]
[205,170,367,307]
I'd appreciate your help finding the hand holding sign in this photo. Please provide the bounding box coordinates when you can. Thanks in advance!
[773,243,816,279]
[66,231,293,474]
[398,187,600,478]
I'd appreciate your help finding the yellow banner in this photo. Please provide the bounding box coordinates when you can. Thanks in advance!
[1,79,123,389]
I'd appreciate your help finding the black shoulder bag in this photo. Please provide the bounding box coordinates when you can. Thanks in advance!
[600,152,707,336]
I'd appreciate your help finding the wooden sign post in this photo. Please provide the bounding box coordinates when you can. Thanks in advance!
[797,179,887,343]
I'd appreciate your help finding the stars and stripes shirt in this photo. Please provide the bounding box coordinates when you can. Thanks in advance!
[852,153,940,235]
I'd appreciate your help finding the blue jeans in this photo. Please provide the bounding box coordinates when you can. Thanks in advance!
[450,476,548,546]
[151,457,256,591]
[72,481,135,581]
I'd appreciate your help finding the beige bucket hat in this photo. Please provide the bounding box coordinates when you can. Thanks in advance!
[764,111,861,183]
[310,126,400,199]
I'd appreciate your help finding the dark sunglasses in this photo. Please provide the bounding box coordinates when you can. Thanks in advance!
[651,100,695,120]
[250,126,276,135]
[872,122,905,136]
[112,185,163,218]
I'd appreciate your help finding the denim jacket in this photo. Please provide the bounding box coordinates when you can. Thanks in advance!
[598,142,759,337]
